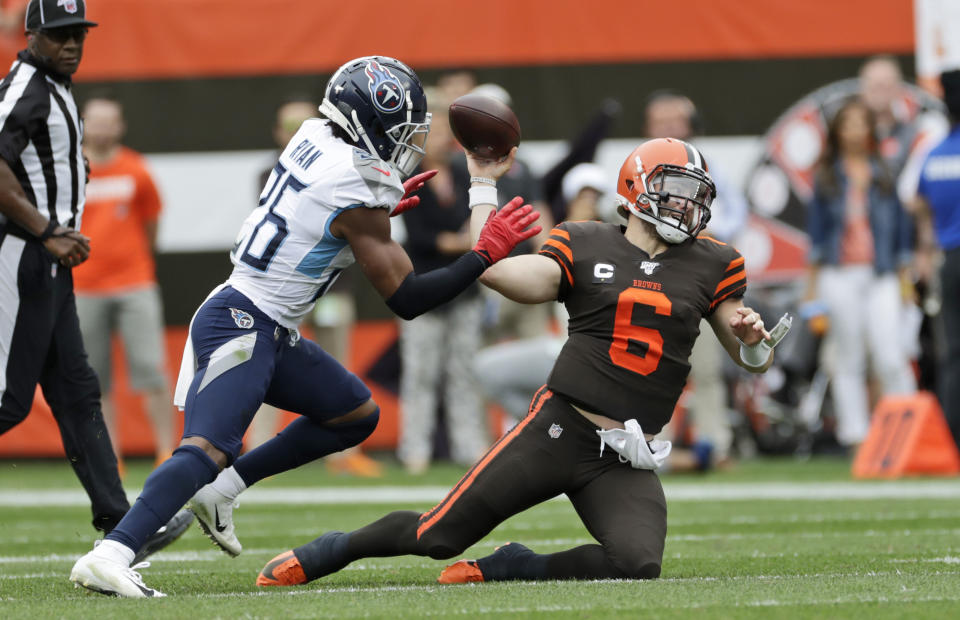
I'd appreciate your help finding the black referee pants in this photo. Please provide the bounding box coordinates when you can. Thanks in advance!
[0,230,129,531]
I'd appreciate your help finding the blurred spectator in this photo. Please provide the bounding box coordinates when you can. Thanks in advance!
[914,68,960,449]
[541,98,621,224]
[397,89,487,473]
[859,56,933,177]
[0,1,27,59]
[562,163,611,222]
[804,98,916,449]
[250,97,380,477]
[644,90,748,468]
[74,95,175,469]
[257,96,317,188]
[461,84,554,343]
[436,68,477,104]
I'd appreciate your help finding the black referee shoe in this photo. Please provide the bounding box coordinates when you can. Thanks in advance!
[132,510,195,564]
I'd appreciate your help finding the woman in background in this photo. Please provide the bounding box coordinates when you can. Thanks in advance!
[804,98,916,450]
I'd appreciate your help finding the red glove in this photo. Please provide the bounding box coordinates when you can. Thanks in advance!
[472,197,542,266]
[391,169,438,217]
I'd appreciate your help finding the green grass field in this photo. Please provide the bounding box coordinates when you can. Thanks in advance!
[1,456,959,618]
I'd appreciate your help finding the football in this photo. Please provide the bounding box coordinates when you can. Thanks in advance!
[448,93,521,159]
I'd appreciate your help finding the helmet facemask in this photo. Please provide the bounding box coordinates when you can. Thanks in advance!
[636,164,714,244]
[384,107,431,178]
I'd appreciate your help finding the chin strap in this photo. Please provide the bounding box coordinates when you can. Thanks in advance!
[318,99,359,143]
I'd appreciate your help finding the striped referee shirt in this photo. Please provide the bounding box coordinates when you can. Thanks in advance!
[0,50,85,232]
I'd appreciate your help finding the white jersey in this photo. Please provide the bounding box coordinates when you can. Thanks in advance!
[227,120,403,328]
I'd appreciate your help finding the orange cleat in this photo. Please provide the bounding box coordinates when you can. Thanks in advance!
[437,559,484,584]
[256,550,308,587]
[325,450,383,478]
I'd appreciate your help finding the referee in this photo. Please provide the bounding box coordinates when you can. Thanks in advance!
[0,0,191,559]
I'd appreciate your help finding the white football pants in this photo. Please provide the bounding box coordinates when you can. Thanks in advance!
[819,265,916,446]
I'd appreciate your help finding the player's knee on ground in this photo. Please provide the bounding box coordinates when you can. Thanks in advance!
[415,523,469,560]
[608,545,662,580]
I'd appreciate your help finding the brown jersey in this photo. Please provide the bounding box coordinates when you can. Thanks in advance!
[538,221,746,433]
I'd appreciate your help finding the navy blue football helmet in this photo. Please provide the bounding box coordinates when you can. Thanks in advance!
[319,56,431,178]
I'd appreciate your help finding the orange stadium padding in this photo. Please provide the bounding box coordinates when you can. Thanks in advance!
[0,322,402,458]
[852,392,960,479]
[24,0,917,82]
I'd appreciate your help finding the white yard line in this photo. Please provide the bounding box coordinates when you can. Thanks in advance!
[3,529,960,565]
[1,479,960,507]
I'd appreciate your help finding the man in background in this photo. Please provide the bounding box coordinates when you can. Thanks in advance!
[466,84,553,343]
[644,90,749,469]
[74,95,175,470]
[397,88,488,473]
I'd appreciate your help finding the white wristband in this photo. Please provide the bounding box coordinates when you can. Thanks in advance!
[469,176,497,186]
[468,184,499,209]
[738,339,772,369]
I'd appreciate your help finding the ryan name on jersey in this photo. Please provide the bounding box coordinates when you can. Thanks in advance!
[289,138,322,171]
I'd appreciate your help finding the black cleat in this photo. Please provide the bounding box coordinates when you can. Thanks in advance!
[132,509,194,564]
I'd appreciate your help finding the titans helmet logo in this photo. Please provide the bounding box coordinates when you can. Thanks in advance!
[365,61,405,114]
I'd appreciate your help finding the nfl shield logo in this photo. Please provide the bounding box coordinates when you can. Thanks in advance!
[58,0,79,13]
[230,308,254,329]
[548,423,563,439]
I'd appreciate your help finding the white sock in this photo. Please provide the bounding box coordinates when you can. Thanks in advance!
[210,466,247,501]
[94,539,135,566]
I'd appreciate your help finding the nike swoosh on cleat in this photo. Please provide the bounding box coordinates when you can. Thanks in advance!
[215,506,227,533]
[371,167,391,176]
[257,550,309,587]
[261,556,285,581]
[133,581,157,597]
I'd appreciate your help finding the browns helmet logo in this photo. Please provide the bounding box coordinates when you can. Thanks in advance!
[365,60,405,114]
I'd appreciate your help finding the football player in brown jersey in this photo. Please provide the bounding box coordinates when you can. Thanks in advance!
[256,138,791,586]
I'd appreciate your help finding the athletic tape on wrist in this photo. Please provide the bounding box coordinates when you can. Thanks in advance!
[469,176,497,186]
[738,340,772,368]
[468,185,499,209]
[738,313,792,368]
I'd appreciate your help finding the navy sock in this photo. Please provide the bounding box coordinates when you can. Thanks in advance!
[234,408,379,487]
[106,445,219,553]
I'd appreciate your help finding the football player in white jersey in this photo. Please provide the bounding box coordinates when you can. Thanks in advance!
[70,55,541,598]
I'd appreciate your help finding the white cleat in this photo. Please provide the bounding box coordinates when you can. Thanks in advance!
[70,552,165,598]
[187,484,242,556]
